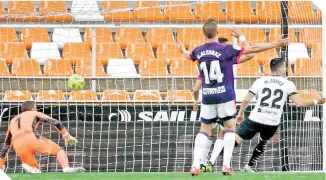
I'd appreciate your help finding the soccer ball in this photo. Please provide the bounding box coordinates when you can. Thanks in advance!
[68,74,85,91]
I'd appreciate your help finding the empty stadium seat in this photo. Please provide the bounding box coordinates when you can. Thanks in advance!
[165,1,196,22]
[157,43,184,60]
[11,59,42,76]
[31,43,61,65]
[103,1,134,22]
[0,2,6,21]
[227,1,258,23]
[97,43,123,65]
[1,42,29,64]
[102,90,130,100]
[299,28,321,48]
[107,59,140,77]
[255,49,277,65]
[195,2,227,22]
[269,28,297,43]
[21,28,50,49]
[71,0,104,21]
[257,1,280,23]
[165,90,193,100]
[236,89,257,103]
[0,59,10,76]
[236,60,262,76]
[8,1,39,22]
[297,90,319,100]
[116,28,145,48]
[63,43,91,64]
[134,1,165,22]
[217,28,234,43]
[288,43,309,64]
[3,90,33,101]
[37,90,65,100]
[69,90,98,100]
[39,1,73,22]
[289,1,321,23]
[291,58,322,76]
[52,28,83,49]
[238,28,266,44]
[0,28,19,43]
[75,59,107,76]
[139,59,168,76]
[170,59,198,76]
[134,90,162,101]
[311,44,322,61]
[146,28,175,48]
[84,28,113,47]
[43,59,73,76]
[177,28,205,48]
[125,42,155,64]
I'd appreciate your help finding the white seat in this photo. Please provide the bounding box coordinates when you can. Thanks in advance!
[236,89,257,103]
[31,43,61,65]
[107,59,140,77]
[288,43,309,64]
[71,0,104,21]
[52,28,82,49]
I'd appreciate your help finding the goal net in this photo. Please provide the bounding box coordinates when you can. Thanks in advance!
[0,0,323,173]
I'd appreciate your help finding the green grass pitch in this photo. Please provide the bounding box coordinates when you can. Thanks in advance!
[8,172,326,180]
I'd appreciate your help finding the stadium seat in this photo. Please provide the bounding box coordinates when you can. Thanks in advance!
[107,59,140,77]
[39,1,73,22]
[0,28,19,43]
[188,43,200,53]
[217,28,234,43]
[52,28,83,49]
[102,90,130,100]
[138,59,168,76]
[291,58,322,76]
[69,90,98,100]
[84,28,113,48]
[146,28,175,48]
[1,42,29,64]
[31,43,61,65]
[195,2,227,22]
[165,1,196,22]
[157,43,184,61]
[170,59,198,76]
[255,49,277,65]
[297,90,319,100]
[269,28,297,43]
[71,0,104,21]
[177,28,205,49]
[0,59,10,76]
[299,28,322,48]
[289,1,320,23]
[236,89,257,103]
[75,59,107,76]
[63,43,91,65]
[236,60,262,76]
[311,44,322,62]
[8,1,39,22]
[37,90,65,100]
[3,90,33,101]
[43,59,73,76]
[165,90,193,100]
[226,1,258,23]
[0,2,6,21]
[257,1,280,23]
[103,1,134,22]
[116,28,145,48]
[21,28,50,49]
[238,28,267,44]
[134,1,165,22]
[134,90,162,101]
[125,42,155,64]
[11,59,42,76]
[97,43,123,65]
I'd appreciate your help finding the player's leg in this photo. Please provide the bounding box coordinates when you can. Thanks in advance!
[190,104,216,176]
[208,125,225,166]
[200,123,218,172]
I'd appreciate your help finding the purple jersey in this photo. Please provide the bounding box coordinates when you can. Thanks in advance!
[191,42,244,104]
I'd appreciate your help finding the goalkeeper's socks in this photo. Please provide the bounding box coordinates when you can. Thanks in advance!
[248,139,267,166]
[222,130,236,168]
[209,136,224,164]
[192,131,211,169]
[200,138,212,165]
[57,149,69,169]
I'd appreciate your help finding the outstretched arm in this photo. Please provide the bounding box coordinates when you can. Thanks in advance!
[177,42,191,60]
[243,37,290,55]
[0,130,12,169]
[290,94,325,107]
[230,28,255,64]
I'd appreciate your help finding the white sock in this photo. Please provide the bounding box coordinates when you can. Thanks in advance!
[223,130,235,168]
[209,137,224,164]
[192,132,211,169]
[200,138,212,165]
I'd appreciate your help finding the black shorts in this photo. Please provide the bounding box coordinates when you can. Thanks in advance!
[236,118,278,140]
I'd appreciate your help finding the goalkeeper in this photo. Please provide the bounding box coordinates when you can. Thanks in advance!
[0,101,85,173]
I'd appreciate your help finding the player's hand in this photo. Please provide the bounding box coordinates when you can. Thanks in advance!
[317,93,326,104]
[64,135,78,146]
[230,28,244,39]
[236,115,243,125]
[177,41,186,53]
[277,36,291,46]
[193,100,199,111]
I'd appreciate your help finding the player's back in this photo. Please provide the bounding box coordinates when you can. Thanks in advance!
[9,111,41,137]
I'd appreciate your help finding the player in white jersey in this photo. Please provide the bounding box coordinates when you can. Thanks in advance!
[235,58,325,172]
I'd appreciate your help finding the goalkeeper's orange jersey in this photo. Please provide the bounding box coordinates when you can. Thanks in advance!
[9,111,44,138]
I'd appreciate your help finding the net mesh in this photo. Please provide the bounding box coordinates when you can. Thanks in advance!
[0,0,323,173]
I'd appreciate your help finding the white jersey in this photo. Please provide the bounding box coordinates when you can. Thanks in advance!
[248,76,297,126]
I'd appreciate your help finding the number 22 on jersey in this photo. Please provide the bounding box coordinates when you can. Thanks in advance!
[200,61,224,84]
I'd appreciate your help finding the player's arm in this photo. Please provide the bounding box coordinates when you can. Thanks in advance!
[177,42,192,60]
[243,37,290,55]
[231,28,255,64]
[192,76,202,111]
[290,94,325,107]
[0,129,12,169]
[237,92,256,124]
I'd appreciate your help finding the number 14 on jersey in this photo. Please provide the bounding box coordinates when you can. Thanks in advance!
[200,61,224,84]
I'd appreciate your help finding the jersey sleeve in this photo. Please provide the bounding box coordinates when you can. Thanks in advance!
[226,44,245,62]
[189,48,198,61]
[288,82,298,97]
[197,74,202,80]
[248,78,261,96]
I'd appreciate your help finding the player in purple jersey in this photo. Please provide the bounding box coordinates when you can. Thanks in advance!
[177,19,290,176]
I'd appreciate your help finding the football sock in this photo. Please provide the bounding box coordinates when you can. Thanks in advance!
[209,136,224,164]
[200,137,212,165]
[57,149,70,169]
[192,131,211,169]
[223,130,236,168]
[248,139,268,166]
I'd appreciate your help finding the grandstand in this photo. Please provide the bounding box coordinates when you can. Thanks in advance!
[0,0,324,179]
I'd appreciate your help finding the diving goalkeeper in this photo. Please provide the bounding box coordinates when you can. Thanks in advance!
[0,101,85,173]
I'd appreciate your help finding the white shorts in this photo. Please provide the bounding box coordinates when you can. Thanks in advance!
[200,100,236,124]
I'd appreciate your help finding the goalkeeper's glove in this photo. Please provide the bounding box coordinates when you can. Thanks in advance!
[63,134,78,146]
